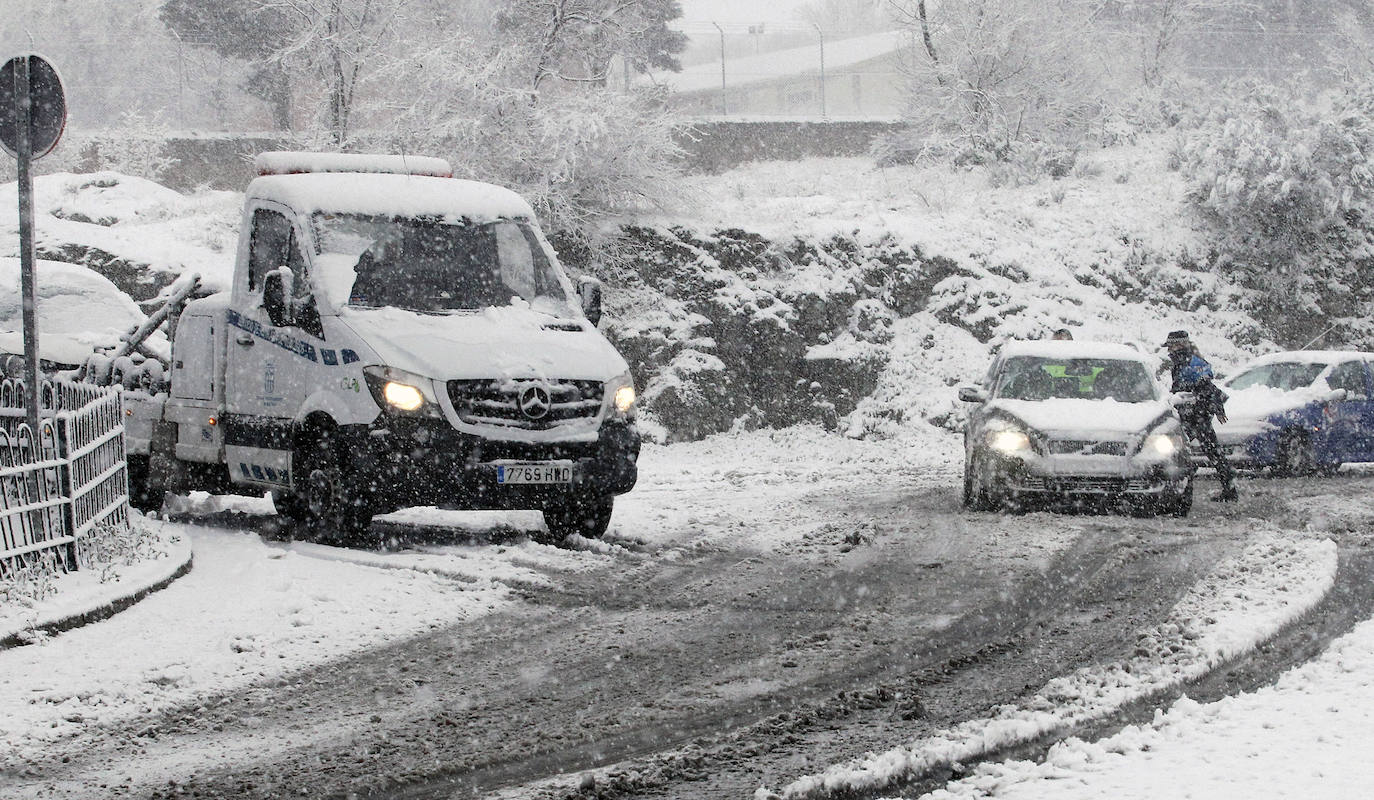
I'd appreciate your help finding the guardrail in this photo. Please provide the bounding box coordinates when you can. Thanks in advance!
[0,378,131,578]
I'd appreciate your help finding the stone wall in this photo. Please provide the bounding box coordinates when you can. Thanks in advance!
[73,121,904,191]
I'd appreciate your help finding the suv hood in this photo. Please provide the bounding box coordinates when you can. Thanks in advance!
[338,306,628,381]
[991,398,1172,436]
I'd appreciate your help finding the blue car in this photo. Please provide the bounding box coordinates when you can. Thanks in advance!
[1214,350,1374,475]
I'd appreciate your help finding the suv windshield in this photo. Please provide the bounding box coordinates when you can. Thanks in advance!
[993,356,1156,402]
[310,213,574,316]
[1227,361,1326,391]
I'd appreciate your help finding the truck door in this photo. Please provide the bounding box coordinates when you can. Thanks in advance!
[223,204,314,489]
[171,314,214,401]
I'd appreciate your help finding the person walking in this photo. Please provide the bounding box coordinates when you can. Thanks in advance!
[1163,330,1237,502]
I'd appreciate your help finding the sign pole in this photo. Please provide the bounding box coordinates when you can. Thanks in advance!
[14,55,41,437]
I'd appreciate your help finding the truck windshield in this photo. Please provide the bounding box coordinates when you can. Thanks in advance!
[993,356,1157,402]
[310,213,574,316]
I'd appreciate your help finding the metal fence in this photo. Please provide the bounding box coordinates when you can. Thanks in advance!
[0,379,131,578]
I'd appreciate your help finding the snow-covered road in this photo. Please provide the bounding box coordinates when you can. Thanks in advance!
[2,429,1364,800]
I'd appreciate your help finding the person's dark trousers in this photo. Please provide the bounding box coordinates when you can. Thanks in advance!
[1183,409,1237,498]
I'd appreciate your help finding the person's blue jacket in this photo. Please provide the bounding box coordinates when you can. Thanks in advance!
[1172,354,1213,391]
[1170,352,1228,421]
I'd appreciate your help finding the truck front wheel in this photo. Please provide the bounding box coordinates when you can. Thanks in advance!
[540,498,613,544]
[278,431,375,546]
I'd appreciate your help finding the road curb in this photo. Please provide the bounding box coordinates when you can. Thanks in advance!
[0,547,194,650]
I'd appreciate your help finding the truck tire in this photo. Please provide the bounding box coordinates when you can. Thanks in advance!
[540,498,614,544]
[278,430,375,547]
[125,454,164,513]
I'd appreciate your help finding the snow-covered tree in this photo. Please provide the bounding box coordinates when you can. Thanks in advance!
[885,0,1111,165]
[491,0,687,92]
[363,21,683,236]
[160,0,298,129]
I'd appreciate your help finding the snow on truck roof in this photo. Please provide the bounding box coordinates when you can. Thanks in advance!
[247,172,537,222]
[255,151,453,178]
[997,340,1152,363]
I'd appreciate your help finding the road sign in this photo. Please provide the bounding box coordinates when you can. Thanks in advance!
[3,54,68,437]
[0,54,66,160]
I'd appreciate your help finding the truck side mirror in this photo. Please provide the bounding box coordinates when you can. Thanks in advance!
[577,275,603,326]
[958,386,988,403]
[263,267,295,328]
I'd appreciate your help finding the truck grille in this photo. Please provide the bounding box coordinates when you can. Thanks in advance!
[447,379,603,429]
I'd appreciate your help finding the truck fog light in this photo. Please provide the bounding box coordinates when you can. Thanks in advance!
[614,385,635,414]
[384,382,425,412]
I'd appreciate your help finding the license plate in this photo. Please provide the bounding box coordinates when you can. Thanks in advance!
[496,463,573,484]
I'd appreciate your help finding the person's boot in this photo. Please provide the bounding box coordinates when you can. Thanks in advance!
[1211,486,1238,502]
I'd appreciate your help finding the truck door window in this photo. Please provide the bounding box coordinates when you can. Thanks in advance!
[249,207,322,337]
[249,209,294,292]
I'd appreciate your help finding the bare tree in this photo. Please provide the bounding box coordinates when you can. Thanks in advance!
[1105,0,1260,86]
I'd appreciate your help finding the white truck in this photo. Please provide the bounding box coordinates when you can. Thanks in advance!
[115,152,640,544]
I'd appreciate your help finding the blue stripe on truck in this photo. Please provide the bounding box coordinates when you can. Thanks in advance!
[226,309,318,362]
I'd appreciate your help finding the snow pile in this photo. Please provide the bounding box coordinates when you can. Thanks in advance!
[770,528,1337,799]
[0,523,519,759]
[0,172,240,306]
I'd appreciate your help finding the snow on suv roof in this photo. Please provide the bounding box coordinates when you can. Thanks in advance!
[248,172,536,223]
[998,340,1151,363]
[1241,349,1373,367]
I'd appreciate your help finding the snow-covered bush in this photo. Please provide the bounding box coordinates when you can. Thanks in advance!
[77,521,171,584]
[1177,79,1374,344]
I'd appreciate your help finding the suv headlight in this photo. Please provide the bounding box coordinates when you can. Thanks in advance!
[363,366,442,418]
[605,372,636,420]
[987,429,1031,453]
[1143,432,1183,457]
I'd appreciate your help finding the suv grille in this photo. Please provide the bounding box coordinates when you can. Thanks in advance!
[447,379,603,429]
[1048,440,1127,456]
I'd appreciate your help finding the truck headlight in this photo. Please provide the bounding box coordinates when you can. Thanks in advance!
[384,382,425,412]
[364,366,442,417]
[606,372,636,420]
[987,429,1031,453]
